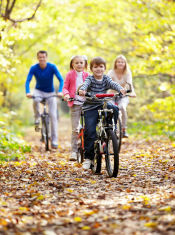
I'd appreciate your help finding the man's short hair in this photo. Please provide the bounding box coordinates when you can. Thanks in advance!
[37,50,48,56]
[90,57,106,70]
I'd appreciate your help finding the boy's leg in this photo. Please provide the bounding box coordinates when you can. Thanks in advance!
[84,108,99,161]
[70,105,82,154]
[107,102,119,123]
[47,96,58,147]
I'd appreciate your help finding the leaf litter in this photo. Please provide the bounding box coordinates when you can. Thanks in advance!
[0,119,175,235]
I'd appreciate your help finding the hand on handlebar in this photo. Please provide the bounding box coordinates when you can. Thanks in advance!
[64,94,70,101]
[26,93,33,98]
[120,89,126,95]
[79,90,86,96]
[57,92,63,98]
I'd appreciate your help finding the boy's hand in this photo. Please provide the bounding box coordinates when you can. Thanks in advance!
[120,89,126,95]
[79,90,86,96]
[64,94,70,101]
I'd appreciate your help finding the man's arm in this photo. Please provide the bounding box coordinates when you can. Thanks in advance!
[53,64,64,93]
[25,67,34,97]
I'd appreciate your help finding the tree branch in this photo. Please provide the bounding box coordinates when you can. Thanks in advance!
[0,0,42,23]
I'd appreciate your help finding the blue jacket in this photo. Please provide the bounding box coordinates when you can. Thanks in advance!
[25,62,64,93]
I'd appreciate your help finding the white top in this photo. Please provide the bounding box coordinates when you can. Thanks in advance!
[74,71,85,105]
[107,69,136,97]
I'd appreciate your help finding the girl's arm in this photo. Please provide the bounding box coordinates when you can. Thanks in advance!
[63,73,71,96]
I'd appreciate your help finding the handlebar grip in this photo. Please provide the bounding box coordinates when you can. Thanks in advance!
[95,93,114,98]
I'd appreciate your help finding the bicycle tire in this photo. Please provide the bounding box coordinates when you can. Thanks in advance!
[77,128,84,163]
[41,116,49,151]
[77,147,84,163]
[115,117,122,153]
[92,142,102,174]
[105,129,119,177]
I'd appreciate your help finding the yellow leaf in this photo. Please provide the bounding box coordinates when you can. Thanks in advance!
[0,218,7,226]
[90,180,96,184]
[67,189,73,193]
[122,205,131,210]
[82,226,90,230]
[19,207,29,211]
[159,206,171,213]
[84,210,97,216]
[37,195,44,200]
[74,217,82,222]
[144,222,157,228]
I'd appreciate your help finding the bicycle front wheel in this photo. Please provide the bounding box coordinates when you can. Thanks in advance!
[92,142,102,174]
[105,129,119,177]
[41,116,49,151]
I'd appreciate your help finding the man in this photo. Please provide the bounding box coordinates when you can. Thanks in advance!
[25,50,64,149]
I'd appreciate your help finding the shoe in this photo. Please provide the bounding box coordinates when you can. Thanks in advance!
[82,159,91,170]
[34,119,40,132]
[51,144,58,149]
[122,131,129,138]
[70,152,77,161]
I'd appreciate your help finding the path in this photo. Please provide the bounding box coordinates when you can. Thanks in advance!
[0,117,175,235]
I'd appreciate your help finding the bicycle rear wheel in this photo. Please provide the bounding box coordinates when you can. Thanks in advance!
[41,116,49,151]
[92,142,102,174]
[105,129,119,177]
[115,117,122,153]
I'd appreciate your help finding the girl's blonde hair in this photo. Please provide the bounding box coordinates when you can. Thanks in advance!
[70,55,88,70]
[113,54,130,74]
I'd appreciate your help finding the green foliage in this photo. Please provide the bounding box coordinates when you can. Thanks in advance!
[0,0,175,140]
[0,126,31,162]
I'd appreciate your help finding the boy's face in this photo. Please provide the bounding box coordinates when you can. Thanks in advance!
[91,63,105,79]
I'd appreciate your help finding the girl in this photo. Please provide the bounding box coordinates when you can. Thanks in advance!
[107,55,136,138]
[63,55,89,161]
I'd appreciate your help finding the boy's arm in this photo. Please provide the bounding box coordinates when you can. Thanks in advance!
[106,76,125,94]
[25,67,34,97]
[53,64,64,93]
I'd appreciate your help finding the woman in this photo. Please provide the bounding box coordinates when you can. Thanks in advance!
[108,55,136,138]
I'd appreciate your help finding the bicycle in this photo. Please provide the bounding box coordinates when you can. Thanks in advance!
[83,93,120,177]
[30,95,57,151]
[113,83,132,147]
[65,97,85,163]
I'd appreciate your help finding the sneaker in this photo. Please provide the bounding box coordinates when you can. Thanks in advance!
[122,131,129,138]
[51,144,58,149]
[34,119,40,132]
[70,152,77,161]
[82,159,91,170]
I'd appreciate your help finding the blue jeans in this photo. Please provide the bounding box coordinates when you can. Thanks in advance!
[84,102,119,160]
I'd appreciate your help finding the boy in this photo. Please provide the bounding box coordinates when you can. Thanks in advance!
[79,57,125,169]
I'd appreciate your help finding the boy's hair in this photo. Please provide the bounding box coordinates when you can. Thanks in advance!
[90,57,106,70]
[37,50,48,56]
[70,55,88,70]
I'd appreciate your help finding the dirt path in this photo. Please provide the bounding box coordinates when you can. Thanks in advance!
[0,117,175,235]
